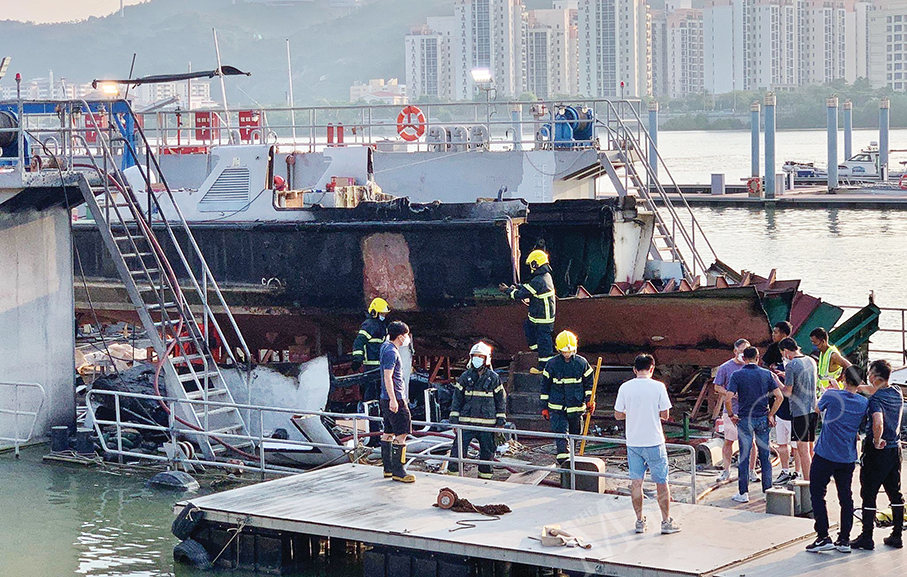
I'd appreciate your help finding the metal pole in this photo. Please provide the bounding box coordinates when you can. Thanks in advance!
[648,100,659,181]
[751,101,760,178]
[764,93,776,200]
[880,98,890,181]
[511,105,522,151]
[286,39,297,146]
[16,73,23,174]
[212,28,234,144]
[456,425,464,477]
[827,96,839,191]
[843,99,853,161]
[568,432,576,490]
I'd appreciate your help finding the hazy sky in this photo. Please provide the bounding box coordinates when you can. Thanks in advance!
[4,0,147,24]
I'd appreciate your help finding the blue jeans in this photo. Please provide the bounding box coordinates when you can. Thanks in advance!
[737,416,772,495]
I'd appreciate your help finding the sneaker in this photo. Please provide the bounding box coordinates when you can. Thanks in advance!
[477,472,494,480]
[850,534,874,551]
[717,470,730,482]
[774,471,794,485]
[883,534,903,549]
[789,472,800,482]
[749,470,760,484]
[661,518,682,534]
[805,536,835,552]
[834,537,851,553]
[731,493,750,503]
[635,516,647,534]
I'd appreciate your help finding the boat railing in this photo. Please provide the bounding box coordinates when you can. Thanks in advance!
[0,381,47,457]
[85,387,699,503]
[840,304,907,365]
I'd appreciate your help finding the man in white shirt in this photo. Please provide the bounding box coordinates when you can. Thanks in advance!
[614,354,681,535]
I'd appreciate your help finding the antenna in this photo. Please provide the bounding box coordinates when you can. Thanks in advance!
[213,28,234,144]
[0,57,10,83]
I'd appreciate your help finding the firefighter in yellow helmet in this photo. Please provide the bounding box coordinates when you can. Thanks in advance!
[352,297,391,401]
[540,330,594,464]
[499,249,556,370]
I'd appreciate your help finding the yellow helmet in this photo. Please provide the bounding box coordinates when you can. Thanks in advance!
[525,249,549,269]
[555,330,578,353]
[368,297,391,316]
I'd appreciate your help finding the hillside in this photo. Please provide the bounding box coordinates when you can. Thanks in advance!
[0,0,453,105]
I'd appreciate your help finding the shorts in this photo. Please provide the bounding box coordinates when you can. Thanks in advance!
[628,444,670,484]
[775,417,792,445]
[791,413,818,442]
[721,413,738,442]
[379,397,412,436]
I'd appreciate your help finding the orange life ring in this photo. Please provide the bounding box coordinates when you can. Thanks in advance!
[899,174,907,190]
[747,177,762,194]
[396,105,426,142]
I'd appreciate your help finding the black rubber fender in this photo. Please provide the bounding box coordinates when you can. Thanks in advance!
[171,503,204,541]
[173,538,212,570]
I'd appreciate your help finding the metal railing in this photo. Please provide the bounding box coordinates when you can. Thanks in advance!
[841,304,907,364]
[85,388,698,502]
[0,382,46,457]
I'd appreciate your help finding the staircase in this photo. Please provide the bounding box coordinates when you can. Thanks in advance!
[599,101,717,283]
[75,99,254,461]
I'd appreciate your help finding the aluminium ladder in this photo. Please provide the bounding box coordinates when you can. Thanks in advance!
[75,99,253,461]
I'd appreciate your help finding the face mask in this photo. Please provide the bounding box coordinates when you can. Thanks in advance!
[471,356,485,369]
[401,335,411,348]
[735,353,744,363]
[378,315,386,321]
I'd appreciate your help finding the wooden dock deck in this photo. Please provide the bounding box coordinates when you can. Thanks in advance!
[180,463,818,577]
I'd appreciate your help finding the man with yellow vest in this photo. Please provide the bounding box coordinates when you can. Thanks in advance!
[540,330,594,463]
[499,249,556,371]
[809,327,851,393]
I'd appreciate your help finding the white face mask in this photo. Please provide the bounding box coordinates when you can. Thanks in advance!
[471,356,485,369]
[401,334,411,348]
[735,353,744,363]
[378,315,386,321]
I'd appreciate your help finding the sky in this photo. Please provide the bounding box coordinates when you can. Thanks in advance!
[3,0,147,24]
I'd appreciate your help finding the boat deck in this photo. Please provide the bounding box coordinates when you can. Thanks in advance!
[180,463,817,577]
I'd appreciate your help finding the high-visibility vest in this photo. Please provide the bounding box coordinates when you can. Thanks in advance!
[817,345,843,392]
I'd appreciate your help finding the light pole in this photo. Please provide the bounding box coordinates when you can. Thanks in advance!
[471,67,494,128]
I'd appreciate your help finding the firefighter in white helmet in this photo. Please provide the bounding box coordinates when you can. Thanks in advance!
[447,341,507,479]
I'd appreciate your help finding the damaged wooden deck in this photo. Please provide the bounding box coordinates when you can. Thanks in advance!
[179,463,817,577]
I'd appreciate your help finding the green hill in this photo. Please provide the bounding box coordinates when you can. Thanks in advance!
[0,0,454,105]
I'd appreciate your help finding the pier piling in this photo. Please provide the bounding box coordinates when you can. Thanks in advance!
[764,94,776,200]
[880,98,890,181]
[751,102,760,179]
[843,100,853,161]
[827,96,839,191]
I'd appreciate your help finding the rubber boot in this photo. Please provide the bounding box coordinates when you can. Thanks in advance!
[884,504,903,549]
[391,443,415,483]
[380,440,392,478]
[851,509,876,550]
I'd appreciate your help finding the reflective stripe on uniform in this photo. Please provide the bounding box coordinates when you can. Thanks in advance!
[358,330,372,338]
[525,284,538,295]
[363,360,380,366]
[818,345,844,390]
[460,416,496,425]
[539,394,549,401]
[542,370,550,378]
[552,377,582,384]
[566,406,585,413]
[452,382,463,390]
[465,390,494,397]
[494,385,505,393]
[529,316,555,324]
[352,350,364,356]
[547,403,564,410]
[556,453,569,460]
[584,390,593,397]
[538,355,555,362]
[449,411,460,417]
[495,413,506,418]
[584,367,593,377]
[528,344,538,350]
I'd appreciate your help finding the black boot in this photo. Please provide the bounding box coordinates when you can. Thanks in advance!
[884,504,903,549]
[851,509,876,550]
[391,443,415,483]
[380,440,392,478]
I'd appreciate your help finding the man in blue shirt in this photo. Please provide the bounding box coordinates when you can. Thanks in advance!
[724,346,783,503]
[852,360,904,551]
[806,366,869,553]
[379,321,415,483]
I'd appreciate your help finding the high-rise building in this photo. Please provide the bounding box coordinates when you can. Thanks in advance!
[578,0,651,97]
[650,9,669,97]
[703,0,745,94]
[867,0,907,90]
[666,9,705,97]
[524,8,575,97]
[405,26,444,100]
[846,1,874,82]
[800,0,847,84]
[451,0,524,99]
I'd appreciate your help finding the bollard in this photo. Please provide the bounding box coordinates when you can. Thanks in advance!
[827,97,838,191]
[764,94,776,199]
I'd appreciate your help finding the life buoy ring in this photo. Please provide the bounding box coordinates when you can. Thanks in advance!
[396,105,426,142]
[899,174,907,190]
[747,177,762,195]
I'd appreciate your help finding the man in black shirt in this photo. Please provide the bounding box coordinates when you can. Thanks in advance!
[762,321,798,485]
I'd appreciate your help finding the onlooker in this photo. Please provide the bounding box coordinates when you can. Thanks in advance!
[779,337,819,481]
[614,354,681,535]
[379,321,415,483]
[713,339,757,483]
[806,366,869,553]
[809,327,852,393]
[725,347,783,503]
[763,322,797,484]
[852,360,904,551]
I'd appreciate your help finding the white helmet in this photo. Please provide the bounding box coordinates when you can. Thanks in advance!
[469,341,493,366]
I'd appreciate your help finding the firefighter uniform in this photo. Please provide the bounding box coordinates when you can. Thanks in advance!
[448,349,507,478]
[507,251,556,368]
[541,351,594,462]
[352,315,388,401]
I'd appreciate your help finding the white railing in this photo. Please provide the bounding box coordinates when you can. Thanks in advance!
[0,381,46,457]
[85,388,698,502]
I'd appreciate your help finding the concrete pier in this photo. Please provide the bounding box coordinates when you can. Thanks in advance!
[827,96,838,191]
[880,98,890,181]
[764,94,776,199]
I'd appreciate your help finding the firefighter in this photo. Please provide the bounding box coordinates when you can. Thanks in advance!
[540,330,594,463]
[498,249,556,371]
[352,297,391,401]
[447,342,507,479]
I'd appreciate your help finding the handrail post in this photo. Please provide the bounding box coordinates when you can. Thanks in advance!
[689,446,697,503]
[114,393,124,465]
[259,410,266,480]
[13,384,19,458]
[568,432,576,490]
[456,425,464,477]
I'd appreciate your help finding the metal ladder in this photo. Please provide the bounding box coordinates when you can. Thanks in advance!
[599,101,717,282]
[75,99,254,461]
